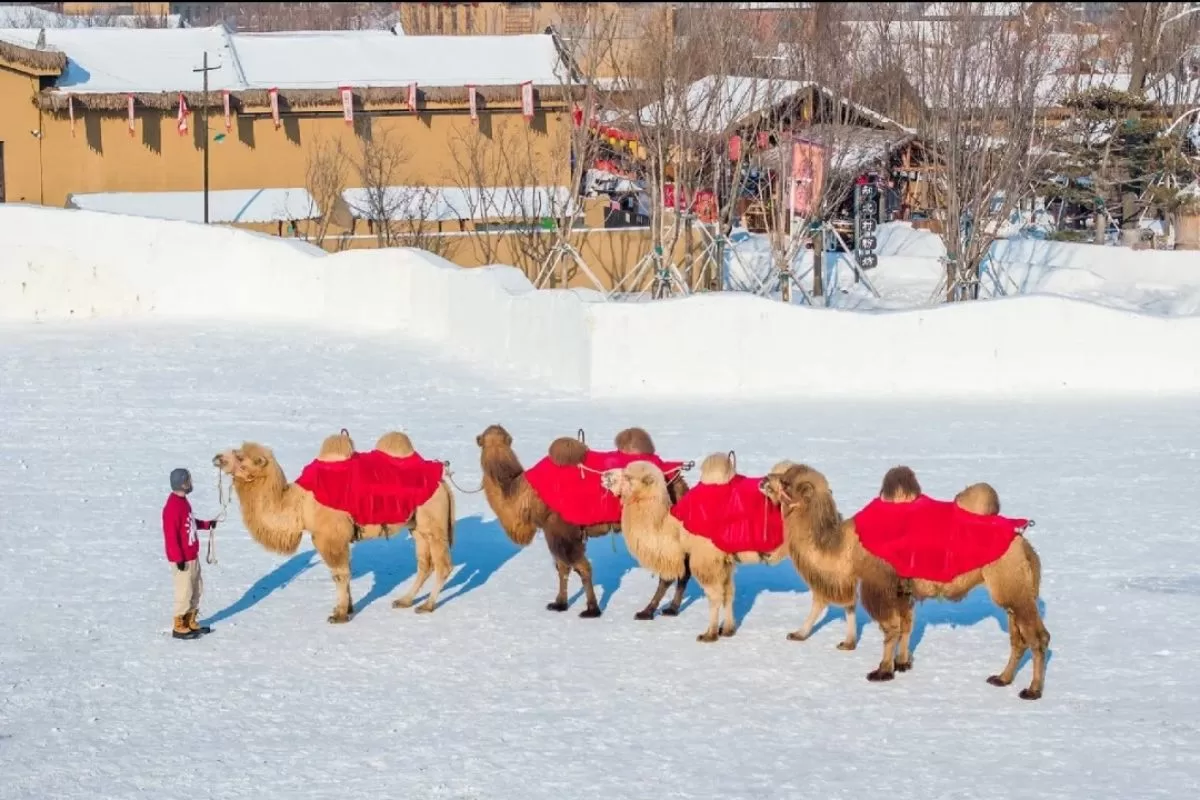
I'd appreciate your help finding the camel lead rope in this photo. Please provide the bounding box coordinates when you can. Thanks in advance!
[208,469,232,566]
[441,460,484,495]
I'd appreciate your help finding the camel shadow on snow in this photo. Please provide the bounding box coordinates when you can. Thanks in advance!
[202,514,523,625]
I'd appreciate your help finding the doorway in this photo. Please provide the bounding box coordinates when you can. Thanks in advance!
[0,141,6,202]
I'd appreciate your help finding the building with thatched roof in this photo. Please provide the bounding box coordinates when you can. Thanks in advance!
[0,23,579,216]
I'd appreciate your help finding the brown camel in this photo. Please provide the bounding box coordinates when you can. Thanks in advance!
[760,464,1050,700]
[212,430,456,623]
[475,424,690,618]
[601,454,794,642]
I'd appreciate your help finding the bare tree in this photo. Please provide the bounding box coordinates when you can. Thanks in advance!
[881,4,1069,301]
[303,132,350,250]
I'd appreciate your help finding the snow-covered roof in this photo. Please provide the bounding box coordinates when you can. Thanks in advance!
[637,75,914,136]
[341,186,576,222]
[0,25,567,96]
[65,188,320,224]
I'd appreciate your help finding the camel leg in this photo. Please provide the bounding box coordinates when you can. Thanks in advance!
[393,534,432,609]
[838,603,859,651]
[861,580,904,682]
[894,604,914,671]
[547,560,571,612]
[314,530,353,624]
[696,581,722,643]
[787,596,827,642]
[574,558,602,618]
[635,578,673,620]
[718,568,737,638]
[987,611,1024,687]
[867,617,904,682]
[415,536,453,614]
[661,559,692,616]
[1013,605,1051,700]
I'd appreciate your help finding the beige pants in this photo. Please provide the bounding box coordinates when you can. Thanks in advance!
[172,559,203,617]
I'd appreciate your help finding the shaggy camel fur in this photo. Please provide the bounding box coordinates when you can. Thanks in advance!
[601,454,794,642]
[761,464,1050,700]
[475,424,689,619]
[212,430,456,623]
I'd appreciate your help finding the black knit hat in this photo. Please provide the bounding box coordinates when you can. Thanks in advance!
[170,468,192,492]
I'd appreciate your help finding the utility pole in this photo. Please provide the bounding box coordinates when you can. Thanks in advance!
[193,51,221,224]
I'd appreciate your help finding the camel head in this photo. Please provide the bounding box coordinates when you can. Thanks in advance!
[955,482,1001,515]
[212,442,277,484]
[475,424,513,451]
[698,452,735,485]
[614,427,656,455]
[760,463,839,527]
[879,465,922,502]
[601,460,669,505]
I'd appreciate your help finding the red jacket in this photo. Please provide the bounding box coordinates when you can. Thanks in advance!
[162,493,214,563]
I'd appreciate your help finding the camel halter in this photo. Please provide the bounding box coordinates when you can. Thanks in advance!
[208,468,233,565]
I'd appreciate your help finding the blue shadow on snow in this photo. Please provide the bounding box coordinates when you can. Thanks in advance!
[201,513,523,624]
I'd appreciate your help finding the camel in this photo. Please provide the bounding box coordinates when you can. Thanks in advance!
[760,464,1050,700]
[212,429,456,623]
[601,454,794,642]
[475,424,690,619]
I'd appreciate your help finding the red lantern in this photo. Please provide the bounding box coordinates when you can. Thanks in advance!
[728,134,742,161]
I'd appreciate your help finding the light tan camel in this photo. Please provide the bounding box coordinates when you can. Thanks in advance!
[212,430,456,623]
[475,424,690,618]
[760,464,1050,700]
[601,454,794,642]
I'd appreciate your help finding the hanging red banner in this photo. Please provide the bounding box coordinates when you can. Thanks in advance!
[68,94,75,137]
[728,134,742,162]
[126,94,135,136]
[177,93,189,136]
[467,84,478,122]
[222,90,231,132]
[407,82,417,111]
[520,80,534,121]
[340,86,353,126]
[268,87,280,128]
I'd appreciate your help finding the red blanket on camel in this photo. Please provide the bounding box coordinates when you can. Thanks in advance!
[524,450,687,527]
[852,494,1030,583]
[669,475,784,555]
[293,450,444,526]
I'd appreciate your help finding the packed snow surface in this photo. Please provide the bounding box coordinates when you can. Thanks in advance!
[4,205,1200,400]
[2,322,1199,799]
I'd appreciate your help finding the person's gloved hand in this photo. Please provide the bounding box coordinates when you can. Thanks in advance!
[208,520,218,529]
[176,561,187,572]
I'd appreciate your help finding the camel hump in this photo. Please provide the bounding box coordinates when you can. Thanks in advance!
[376,431,416,458]
[318,431,355,462]
[879,465,922,501]
[768,459,796,476]
[698,452,735,485]
[614,426,656,454]
[955,482,1001,515]
[549,436,589,467]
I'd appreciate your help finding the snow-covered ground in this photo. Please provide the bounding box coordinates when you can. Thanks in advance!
[725,222,1200,315]
[3,205,1200,797]
[3,321,1199,799]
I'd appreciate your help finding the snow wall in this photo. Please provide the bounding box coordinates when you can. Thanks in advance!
[3,204,1199,399]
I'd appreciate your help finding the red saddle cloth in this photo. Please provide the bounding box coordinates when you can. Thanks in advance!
[852,494,1030,583]
[293,449,444,526]
[524,449,687,527]
[669,475,784,554]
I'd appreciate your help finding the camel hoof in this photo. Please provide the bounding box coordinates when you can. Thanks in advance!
[697,632,719,643]
[987,674,1012,687]
[634,609,656,621]
[392,597,414,609]
[1018,688,1043,701]
[786,631,809,642]
[415,602,436,614]
[895,659,913,673]
[660,606,680,617]
[836,640,857,651]
[546,601,569,612]
[327,613,351,624]
[719,625,737,638]
[866,668,895,682]
[579,606,602,619]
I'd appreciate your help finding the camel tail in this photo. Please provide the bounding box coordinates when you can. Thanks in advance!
[446,480,457,550]
[1020,536,1042,598]
[247,524,305,556]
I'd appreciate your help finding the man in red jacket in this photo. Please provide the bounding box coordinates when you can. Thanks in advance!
[163,468,218,640]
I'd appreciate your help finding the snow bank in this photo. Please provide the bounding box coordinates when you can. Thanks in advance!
[3,204,1200,399]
